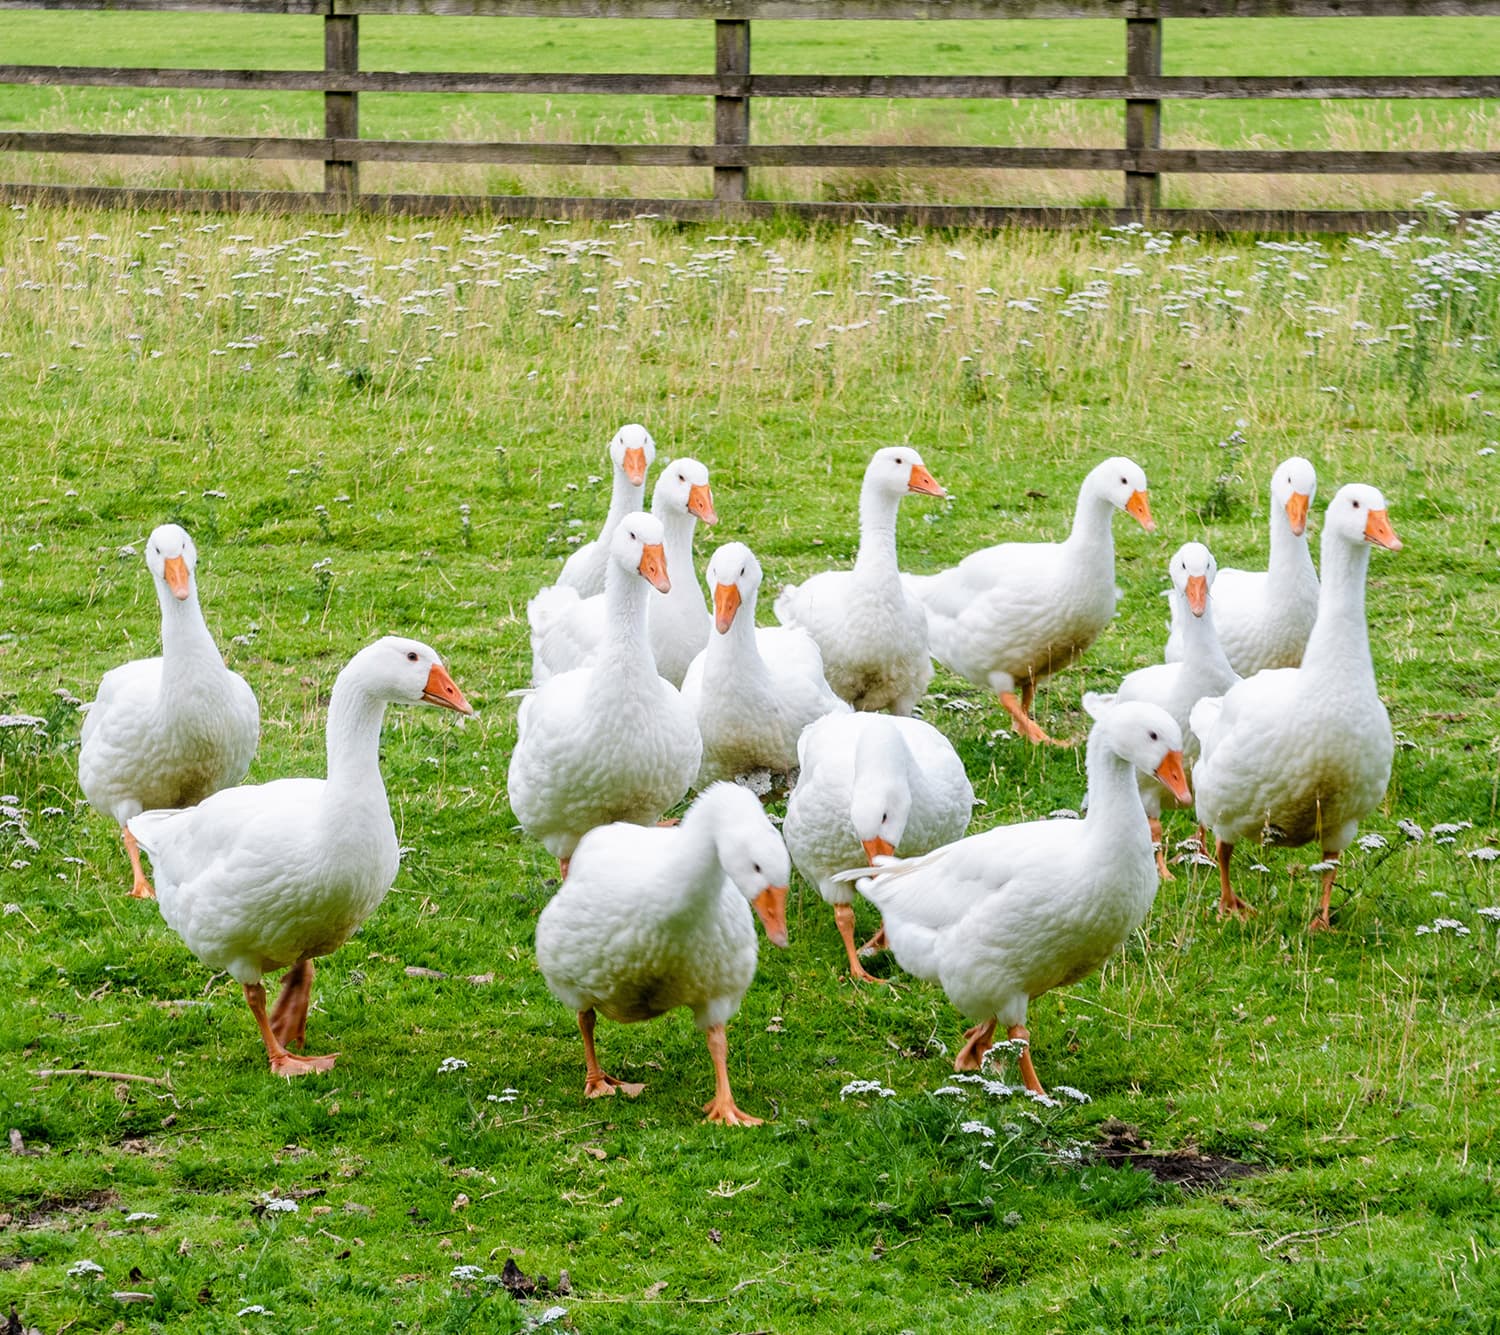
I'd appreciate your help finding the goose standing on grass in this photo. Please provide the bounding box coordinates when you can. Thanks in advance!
[904,457,1155,745]
[784,712,973,984]
[510,512,702,878]
[848,698,1189,1092]
[79,524,259,899]
[535,783,790,1126]
[679,542,849,790]
[1167,456,1319,675]
[555,423,656,597]
[128,637,472,1076]
[1093,542,1238,879]
[1191,483,1401,930]
[774,446,945,716]
[528,458,717,688]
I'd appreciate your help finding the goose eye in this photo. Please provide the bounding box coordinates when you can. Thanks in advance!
[739,567,746,578]
[881,812,889,824]
[1351,499,1360,509]
[1149,730,1159,741]
[407,651,419,662]
[752,862,762,875]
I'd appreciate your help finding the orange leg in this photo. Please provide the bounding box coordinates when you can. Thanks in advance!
[1150,817,1175,882]
[702,1024,761,1127]
[859,924,889,955]
[998,690,1060,746]
[269,960,315,1049]
[1309,854,1340,933]
[122,826,155,900]
[244,982,336,1077]
[578,1009,643,1099]
[834,904,891,985]
[1216,838,1256,919]
[1009,1024,1045,1096]
[954,1018,997,1071]
[558,856,570,882]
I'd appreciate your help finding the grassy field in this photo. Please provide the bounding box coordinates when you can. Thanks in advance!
[1,14,1498,209]
[1,200,1499,1332]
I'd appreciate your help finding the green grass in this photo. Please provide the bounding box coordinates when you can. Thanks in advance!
[0,15,1498,207]
[1,202,1500,1332]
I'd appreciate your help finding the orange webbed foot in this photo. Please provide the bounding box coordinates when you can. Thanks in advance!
[702,1095,762,1127]
[1218,890,1257,920]
[270,1052,338,1078]
[584,1072,644,1099]
[954,1019,996,1071]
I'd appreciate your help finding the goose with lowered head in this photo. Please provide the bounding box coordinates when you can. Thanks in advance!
[904,456,1155,744]
[1191,482,1401,930]
[1166,456,1318,675]
[679,541,849,790]
[509,511,702,877]
[535,782,790,1126]
[128,637,472,1076]
[555,423,656,597]
[79,523,260,899]
[774,446,945,715]
[849,697,1188,1092]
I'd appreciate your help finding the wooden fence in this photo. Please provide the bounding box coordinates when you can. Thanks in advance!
[1,0,1498,232]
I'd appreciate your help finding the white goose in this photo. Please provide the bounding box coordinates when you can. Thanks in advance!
[1166,456,1319,675]
[535,782,790,1126]
[528,458,717,688]
[555,423,657,597]
[784,712,973,984]
[79,524,260,899]
[1191,483,1401,930]
[904,457,1154,744]
[129,637,472,1076]
[509,511,702,876]
[774,446,945,715]
[1093,542,1238,878]
[849,698,1189,1092]
[679,542,849,789]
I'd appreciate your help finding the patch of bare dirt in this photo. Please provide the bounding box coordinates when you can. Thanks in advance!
[0,1189,120,1229]
[1093,1119,1264,1191]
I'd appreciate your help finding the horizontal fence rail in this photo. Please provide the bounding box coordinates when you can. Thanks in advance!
[1,0,1498,232]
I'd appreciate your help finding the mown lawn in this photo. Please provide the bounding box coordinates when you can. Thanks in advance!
[0,203,1498,1332]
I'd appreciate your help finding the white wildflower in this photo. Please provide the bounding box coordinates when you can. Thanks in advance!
[839,1079,895,1100]
[1052,1085,1092,1104]
[262,1197,298,1214]
[931,1086,967,1097]
[959,1121,996,1139]
[1465,848,1499,863]
[1398,818,1425,842]
[437,1056,469,1074]
[67,1259,105,1278]
[1357,832,1388,851]
[1415,918,1471,937]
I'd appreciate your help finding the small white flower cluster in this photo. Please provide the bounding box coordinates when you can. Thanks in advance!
[1478,907,1500,922]
[1357,832,1388,851]
[67,1258,105,1278]
[261,1196,299,1214]
[1416,918,1471,937]
[959,1120,996,1139]
[486,1088,520,1103]
[839,1079,895,1100]
[1466,849,1499,864]
[437,1056,469,1074]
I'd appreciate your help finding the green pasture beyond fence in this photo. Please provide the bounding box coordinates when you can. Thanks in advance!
[1,0,1499,231]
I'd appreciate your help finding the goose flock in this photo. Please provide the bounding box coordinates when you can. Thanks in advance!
[78,429,1402,1119]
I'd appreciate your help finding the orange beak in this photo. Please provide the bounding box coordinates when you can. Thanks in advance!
[1125,490,1155,533]
[421,662,474,715]
[162,555,191,601]
[1154,750,1191,805]
[713,581,741,634]
[907,463,946,498]
[861,836,895,864]
[622,446,648,487]
[1184,574,1208,618]
[638,541,671,593]
[1285,491,1310,537]
[687,483,717,525]
[752,885,789,948]
[1364,508,1401,551]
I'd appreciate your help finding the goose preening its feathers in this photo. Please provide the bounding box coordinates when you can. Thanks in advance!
[774,446,945,716]
[78,524,260,899]
[535,783,790,1126]
[1191,483,1401,930]
[555,423,656,598]
[128,637,472,1076]
[904,456,1155,744]
[846,697,1188,1093]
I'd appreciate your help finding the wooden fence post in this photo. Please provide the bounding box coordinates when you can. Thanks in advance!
[1124,13,1161,214]
[324,13,359,207]
[714,18,750,205]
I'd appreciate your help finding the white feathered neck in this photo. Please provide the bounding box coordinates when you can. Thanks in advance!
[1298,523,1376,683]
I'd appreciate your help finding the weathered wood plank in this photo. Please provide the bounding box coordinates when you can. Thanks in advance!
[2,0,1498,18]
[1124,15,1160,210]
[0,181,1490,234]
[714,18,750,202]
[324,13,358,203]
[0,131,334,158]
[4,66,1499,101]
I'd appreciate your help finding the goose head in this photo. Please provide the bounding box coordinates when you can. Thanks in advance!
[1271,456,1318,537]
[705,542,762,633]
[651,457,717,525]
[145,523,198,602]
[1086,457,1154,532]
[1082,695,1190,803]
[611,510,671,593]
[848,719,914,863]
[1169,541,1217,618]
[609,423,656,488]
[865,446,945,500]
[347,636,473,715]
[702,783,792,947]
[1324,483,1401,552]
